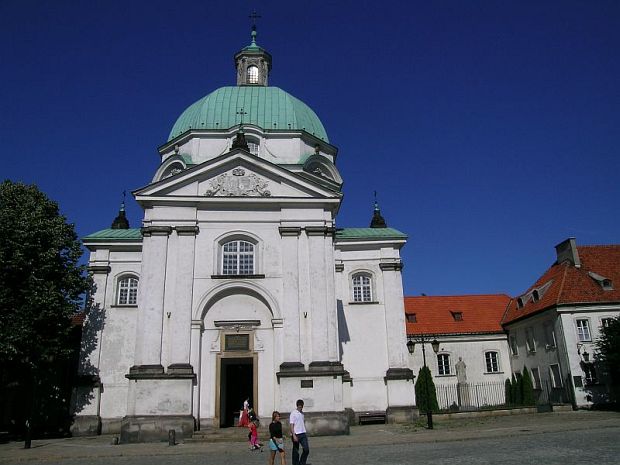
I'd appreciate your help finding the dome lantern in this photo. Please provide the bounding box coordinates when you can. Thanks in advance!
[234,22,272,87]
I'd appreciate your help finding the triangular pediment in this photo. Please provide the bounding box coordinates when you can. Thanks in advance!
[134,150,342,202]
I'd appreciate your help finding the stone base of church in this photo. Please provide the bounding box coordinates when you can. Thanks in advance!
[70,415,101,436]
[120,415,194,443]
[303,411,350,436]
[386,405,416,424]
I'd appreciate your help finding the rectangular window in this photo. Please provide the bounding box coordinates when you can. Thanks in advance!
[485,351,500,373]
[509,335,518,356]
[437,354,451,375]
[544,322,557,349]
[576,319,591,342]
[525,328,536,353]
[549,364,562,388]
[531,367,541,389]
[601,317,614,329]
[406,313,417,323]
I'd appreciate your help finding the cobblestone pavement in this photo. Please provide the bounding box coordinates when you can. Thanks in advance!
[1,410,618,465]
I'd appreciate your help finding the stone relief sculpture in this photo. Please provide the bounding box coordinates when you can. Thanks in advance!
[455,357,467,383]
[204,169,271,197]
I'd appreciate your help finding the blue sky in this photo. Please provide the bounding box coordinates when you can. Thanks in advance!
[2,1,618,297]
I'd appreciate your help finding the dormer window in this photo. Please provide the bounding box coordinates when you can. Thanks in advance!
[406,313,417,323]
[532,290,540,302]
[588,272,613,290]
[517,297,524,308]
[247,65,259,84]
[451,311,463,321]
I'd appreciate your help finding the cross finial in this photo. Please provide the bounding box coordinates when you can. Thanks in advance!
[236,108,248,125]
[249,10,261,43]
[249,10,261,26]
[374,190,379,209]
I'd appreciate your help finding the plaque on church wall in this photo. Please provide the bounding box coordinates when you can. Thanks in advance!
[225,334,250,351]
[300,380,313,389]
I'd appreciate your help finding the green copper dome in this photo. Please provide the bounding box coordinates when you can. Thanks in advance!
[168,86,329,142]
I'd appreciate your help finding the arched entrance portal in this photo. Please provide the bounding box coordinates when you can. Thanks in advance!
[197,283,280,429]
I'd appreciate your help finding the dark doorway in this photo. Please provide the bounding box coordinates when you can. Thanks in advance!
[219,357,253,427]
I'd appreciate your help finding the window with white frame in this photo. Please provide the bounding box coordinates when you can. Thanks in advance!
[531,367,541,389]
[549,364,562,388]
[509,335,518,356]
[485,351,500,373]
[352,273,373,302]
[117,276,138,305]
[437,353,451,375]
[525,327,536,353]
[247,140,260,156]
[576,319,591,342]
[222,240,255,275]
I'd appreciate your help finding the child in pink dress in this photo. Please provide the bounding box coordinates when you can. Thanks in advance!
[248,419,263,451]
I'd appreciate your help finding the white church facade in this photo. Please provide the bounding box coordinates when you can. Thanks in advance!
[74,28,414,442]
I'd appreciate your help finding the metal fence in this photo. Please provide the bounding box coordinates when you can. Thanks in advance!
[435,381,507,411]
[434,378,572,412]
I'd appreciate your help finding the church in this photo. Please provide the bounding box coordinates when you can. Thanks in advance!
[74,26,414,442]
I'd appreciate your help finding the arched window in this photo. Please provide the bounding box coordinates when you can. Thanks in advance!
[117,276,138,305]
[352,273,372,302]
[247,65,259,84]
[222,240,255,275]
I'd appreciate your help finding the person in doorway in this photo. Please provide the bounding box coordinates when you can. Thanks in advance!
[290,399,309,465]
[269,411,286,465]
[238,397,250,427]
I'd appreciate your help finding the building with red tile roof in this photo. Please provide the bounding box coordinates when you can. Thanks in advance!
[403,294,512,410]
[501,238,620,408]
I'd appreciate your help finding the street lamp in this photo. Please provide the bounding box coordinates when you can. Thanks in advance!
[407,335,440,429]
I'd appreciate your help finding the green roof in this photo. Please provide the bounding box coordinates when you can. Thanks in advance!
[83,228,142,241]
[83,227,407,242]
[335,228,408,240]
[168,86,328,142]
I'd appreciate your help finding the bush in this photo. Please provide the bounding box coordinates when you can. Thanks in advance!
[415,365,439,413]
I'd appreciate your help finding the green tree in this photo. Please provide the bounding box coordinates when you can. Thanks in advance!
[510,373,520,406]
[515,372,523,406]
[505,378,512,406]
[0,181,90,441]
[415,365,439,413]
[521,367,535,406]
[597,316,620,402]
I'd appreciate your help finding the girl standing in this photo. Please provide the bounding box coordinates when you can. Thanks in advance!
[268,411,286,465]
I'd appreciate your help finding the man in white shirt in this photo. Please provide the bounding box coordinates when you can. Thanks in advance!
[290,399,309,465]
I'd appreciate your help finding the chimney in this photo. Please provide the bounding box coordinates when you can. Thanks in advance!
[555,237,581,267]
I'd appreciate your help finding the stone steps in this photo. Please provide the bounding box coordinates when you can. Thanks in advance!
[186,426,271,443]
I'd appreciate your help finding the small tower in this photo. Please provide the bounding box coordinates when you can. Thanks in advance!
[369,193,387,228]
[111,192,130,229]
[234,23,272,86]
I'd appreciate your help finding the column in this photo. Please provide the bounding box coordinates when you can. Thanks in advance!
[132,226,172,370]
[190,319,204,424]
[380,261,408,368]
[306,227,329,362]
[169,226,199,372]
[279,227,301,363]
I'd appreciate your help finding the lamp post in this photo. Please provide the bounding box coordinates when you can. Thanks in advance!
[407,335,440,429]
